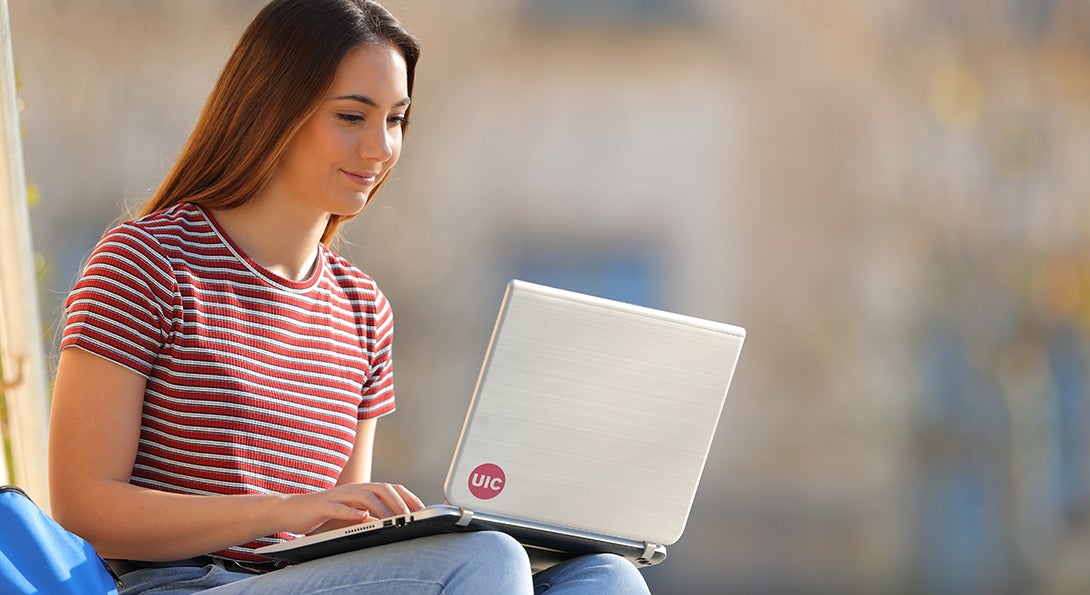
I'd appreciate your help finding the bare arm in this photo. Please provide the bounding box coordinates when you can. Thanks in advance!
[49,348,419,560]
[339,419,378,485]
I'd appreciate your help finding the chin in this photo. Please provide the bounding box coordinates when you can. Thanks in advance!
[331,193,371,217]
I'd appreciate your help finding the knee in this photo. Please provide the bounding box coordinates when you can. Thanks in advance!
[539,554,650,594]
[447,531,532,591]
[458,531,530,573]
[585,554,648,589]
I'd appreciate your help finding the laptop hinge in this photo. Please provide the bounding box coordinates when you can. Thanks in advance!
[637,541,658,565]
[456,508,475,527]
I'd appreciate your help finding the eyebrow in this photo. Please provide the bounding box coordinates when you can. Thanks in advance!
[333,94,411,108]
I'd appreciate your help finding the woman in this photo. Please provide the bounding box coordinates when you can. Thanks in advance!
[47,0,651,593]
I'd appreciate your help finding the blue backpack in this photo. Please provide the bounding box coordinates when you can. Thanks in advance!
[0,485,122,594]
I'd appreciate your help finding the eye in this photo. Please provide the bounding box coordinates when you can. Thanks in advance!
[336,113,364,123]
[388,114,410,128]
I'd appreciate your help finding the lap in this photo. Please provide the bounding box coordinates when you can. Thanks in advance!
[118,532,649,595]
[121,532,531,595]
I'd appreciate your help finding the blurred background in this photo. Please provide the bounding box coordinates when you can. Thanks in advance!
[6,0,1090,593]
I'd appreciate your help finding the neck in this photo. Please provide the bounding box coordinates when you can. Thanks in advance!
[208,200,328,282]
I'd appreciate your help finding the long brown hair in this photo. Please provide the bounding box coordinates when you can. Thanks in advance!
[141,0,420,244]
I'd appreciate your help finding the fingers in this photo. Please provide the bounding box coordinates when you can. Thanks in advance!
[333,482,424,519]
[392,484,426,512]
[280,482,425,536]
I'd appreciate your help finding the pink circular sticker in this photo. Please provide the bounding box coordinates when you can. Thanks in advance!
[468,463,506,500]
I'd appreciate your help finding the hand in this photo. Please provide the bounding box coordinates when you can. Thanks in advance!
[277,482,425,536]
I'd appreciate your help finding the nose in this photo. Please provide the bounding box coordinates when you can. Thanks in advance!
[360,121,396,163]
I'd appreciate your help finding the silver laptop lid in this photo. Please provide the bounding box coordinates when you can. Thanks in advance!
[444,280,745,546]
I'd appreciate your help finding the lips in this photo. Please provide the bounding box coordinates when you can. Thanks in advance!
[342,169,380,186]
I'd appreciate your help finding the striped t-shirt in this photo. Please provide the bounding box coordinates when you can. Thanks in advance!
[61,203,395,561]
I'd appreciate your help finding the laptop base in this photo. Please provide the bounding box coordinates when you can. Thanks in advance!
[256,505,666,570]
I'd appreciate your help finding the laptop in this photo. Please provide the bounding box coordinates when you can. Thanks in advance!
[256,280,746,569]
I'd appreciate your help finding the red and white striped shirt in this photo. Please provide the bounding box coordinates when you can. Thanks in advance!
[61,203,395,561]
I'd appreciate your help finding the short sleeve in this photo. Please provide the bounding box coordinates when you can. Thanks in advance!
[61,225,177,377]
[358,287,395,419]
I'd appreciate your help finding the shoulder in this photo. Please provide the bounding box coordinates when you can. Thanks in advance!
[318,249,392,334]
[83,204,225,296]
[94,204,209,259]
[320,249,386,302]
[118,204,215,249]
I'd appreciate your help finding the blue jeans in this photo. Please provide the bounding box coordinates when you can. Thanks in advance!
[117,532,651,594]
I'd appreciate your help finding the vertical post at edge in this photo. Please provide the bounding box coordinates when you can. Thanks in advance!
[0,0,51,509]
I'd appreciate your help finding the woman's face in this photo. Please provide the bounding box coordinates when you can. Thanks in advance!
[267,43,410,219]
